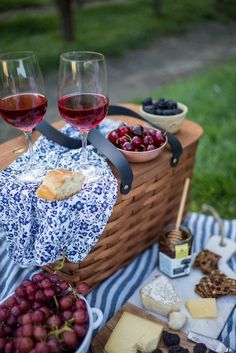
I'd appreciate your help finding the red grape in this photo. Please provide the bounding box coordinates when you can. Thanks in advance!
[15,286,26,298]
[48,274,60,284]
[32,302,42,310]
[31,310,45,324]
[19,300,30,312]
[11,305,22,317]
[39,306,51,320]
[3,325,14,335]
[75,299,87,310]
[61,310,73,321]
[0,337,6,350]
[6,314,17,326]
[18,337,34,353]
[74,323,88,338]
[44,288,55,300]
[41,278,52,289]
[73,309,88,324]
[32,273,45,283]
[20,313,33,325]
[47,338,60,353]
[58,281,69,292]
[25,283,37,297]
[22,279,32,288]
[35,342,51,353]
[4,341,15,353]
[47,315,62,329]
[21,324,34,337]
[4,296,17,308]
[62,331,78,349]
[0,328,4,338]
[59,295,74,310]
[35,290,46,303]
[0,307,9,321]
[33,326,47,341]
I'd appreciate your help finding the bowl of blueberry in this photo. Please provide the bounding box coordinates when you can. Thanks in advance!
[107,123,167,163]
[140,97,188,133]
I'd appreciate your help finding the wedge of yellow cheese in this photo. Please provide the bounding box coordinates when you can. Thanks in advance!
[104,311,163,353]
[185,298,217,318]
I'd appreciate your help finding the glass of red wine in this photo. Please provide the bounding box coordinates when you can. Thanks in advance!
[58,51,108,179]
[0,51,48,182]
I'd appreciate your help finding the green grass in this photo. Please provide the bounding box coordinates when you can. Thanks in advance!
[0,0,236,72]
[136,59,236,219]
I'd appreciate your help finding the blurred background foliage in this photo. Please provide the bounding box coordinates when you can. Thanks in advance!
[1,0,236,72]
[1,0,236,218]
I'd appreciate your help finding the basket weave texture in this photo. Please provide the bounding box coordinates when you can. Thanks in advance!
[44,105,203,289]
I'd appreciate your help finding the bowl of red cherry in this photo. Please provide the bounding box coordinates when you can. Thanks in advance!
[140,97,188,133]
[107,123,167,163]
[0,272,103,353]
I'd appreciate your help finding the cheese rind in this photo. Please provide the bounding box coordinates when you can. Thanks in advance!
[104,312,163,353]
[140,275,180,316]
[185,298,217,318]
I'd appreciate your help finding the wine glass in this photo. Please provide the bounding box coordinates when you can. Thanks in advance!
[58,51,109,179]
[0,51,48,182]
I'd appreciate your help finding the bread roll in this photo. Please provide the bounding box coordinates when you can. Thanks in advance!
[36,169,85,200]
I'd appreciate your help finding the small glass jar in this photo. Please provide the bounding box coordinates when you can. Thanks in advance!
[158,223,193,278]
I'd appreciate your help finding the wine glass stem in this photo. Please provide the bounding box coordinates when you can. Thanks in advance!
[80,130,89,164]
[24,131,36,167]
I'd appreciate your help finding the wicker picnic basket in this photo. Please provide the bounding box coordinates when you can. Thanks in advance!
[0,104,203,290]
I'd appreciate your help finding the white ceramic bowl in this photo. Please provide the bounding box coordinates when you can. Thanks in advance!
[0,293,103,353]
[139,102,188,133]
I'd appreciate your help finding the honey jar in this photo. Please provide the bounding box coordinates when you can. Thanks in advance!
[158,223,193,278]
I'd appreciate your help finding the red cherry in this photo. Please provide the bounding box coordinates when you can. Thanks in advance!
[121,142,134,151]
[117,124,131,137]
[147,144,156,151]
[155,131,166,145]
[143,135,154,146]
[108,130,119,145]
[131,136,143,149]
[117,136,129,147]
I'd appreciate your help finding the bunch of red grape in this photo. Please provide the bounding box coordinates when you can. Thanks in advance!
[0,272,90,353]
[107,123,166,152]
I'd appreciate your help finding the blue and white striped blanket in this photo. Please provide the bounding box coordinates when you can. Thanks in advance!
[0,212,235,350]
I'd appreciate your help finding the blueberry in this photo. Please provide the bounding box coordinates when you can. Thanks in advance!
[142,97,153,106]
[163,109,174,116]
[153,99,165,109]
[155,109,164,115]
[143,104,155,114]
[166,100,177,110]
[176,108,183,114]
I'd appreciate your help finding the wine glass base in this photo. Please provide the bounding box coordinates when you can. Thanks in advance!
[17,166,46,184]
[78,162,103,183]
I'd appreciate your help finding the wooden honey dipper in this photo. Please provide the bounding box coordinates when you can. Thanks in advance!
[167,177,191,244]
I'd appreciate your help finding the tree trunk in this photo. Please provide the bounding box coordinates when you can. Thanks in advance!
[55,0,74,41]
[153,0,162,16]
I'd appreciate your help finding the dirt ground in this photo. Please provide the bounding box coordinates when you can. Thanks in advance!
[1,21,236,143]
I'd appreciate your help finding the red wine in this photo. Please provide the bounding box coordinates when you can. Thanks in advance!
[0,93,47,132]
[58,93,108,130]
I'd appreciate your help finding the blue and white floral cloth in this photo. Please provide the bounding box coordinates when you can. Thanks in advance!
[0,123,118,267]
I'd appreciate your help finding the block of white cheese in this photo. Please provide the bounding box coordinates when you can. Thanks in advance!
[104,311,163,353]
[185,298,218,318]
[140,275,180,316]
